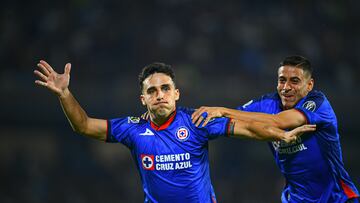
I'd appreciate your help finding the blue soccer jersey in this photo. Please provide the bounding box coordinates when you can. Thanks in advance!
[237,90,359,202]
[107,107,230,203]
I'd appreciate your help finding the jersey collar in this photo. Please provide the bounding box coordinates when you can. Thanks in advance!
[150,111,177,131]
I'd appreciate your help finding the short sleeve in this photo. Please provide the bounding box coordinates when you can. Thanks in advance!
[295,91,339,141]
[107,117,138,148]
[295,99,336,126]
[295,93,336,127]
[202,117,231,139]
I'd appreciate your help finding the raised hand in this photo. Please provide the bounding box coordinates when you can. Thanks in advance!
[283,124,316,143]
[34,60,71,97]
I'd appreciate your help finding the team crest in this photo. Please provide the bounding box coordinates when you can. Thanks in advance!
[128,116,140,123]
[141,154,154,170]
[302,101,316,112]
[175,127,190,142]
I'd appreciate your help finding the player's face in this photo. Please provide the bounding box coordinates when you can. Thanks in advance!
[140,73,179,119]
[277,66,314,110]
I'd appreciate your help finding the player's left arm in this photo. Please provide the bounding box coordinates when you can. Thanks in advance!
[192,107,307,130]
[229,119,316,143]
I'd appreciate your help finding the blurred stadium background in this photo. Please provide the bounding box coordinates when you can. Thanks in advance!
[1,0,359,202]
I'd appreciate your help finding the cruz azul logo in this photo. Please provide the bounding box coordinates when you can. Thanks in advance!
[140,153,193,171]
[141,154,155,170]
[175,126,190,141]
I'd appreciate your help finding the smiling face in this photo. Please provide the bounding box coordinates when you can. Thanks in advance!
[140,72,180,120]
[277,65,314,110]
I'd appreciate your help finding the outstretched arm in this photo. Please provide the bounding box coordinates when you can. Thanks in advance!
[229,119,316,143]
[34,60,107,141]
[192,106,306,129]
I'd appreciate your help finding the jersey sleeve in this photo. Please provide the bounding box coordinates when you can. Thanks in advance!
[107,117,137,148]
[202,117,231,139]
[294,93,338,141]
[294,94,334,127]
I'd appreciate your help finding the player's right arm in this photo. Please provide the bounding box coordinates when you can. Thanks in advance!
[229,119,316,143]
[34,60,107,141]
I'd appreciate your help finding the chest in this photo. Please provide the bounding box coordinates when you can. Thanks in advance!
[132,125,206,156]
[131,126,207,172]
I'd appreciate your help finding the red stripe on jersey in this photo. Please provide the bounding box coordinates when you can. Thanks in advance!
[150,111,176,131]
[340,179,359,199]
[211,195,217,203]
[106,120,109,142]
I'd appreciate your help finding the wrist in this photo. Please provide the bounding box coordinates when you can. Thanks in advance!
[58,88,70,99]
[221,107,229,117]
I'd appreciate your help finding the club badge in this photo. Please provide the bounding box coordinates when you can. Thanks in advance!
[175,127,190,142]
[141,154,154,170]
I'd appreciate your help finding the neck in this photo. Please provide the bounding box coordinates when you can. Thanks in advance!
[150,111,176,126]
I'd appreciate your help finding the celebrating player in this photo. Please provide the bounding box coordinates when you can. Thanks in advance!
[192,55,359,203]
[34,60,315,202]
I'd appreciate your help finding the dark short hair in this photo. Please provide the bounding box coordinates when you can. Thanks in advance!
[280,55,313,77]
[138,62,176,92]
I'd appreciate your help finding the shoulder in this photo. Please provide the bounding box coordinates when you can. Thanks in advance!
[176,106,195,117]
[240,92,279,110]
[301,90,328,112]
[306,90,326,101]
[110,116,147,128]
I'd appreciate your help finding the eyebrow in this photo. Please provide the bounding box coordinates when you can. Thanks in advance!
[278,76,301,79]
[146,83,172,91]
[161,84,171,88]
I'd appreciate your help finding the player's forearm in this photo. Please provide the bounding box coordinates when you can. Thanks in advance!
[58,88,90,135]
[231,119,284,141]
[247,121,285,141]
[222,108,280,128]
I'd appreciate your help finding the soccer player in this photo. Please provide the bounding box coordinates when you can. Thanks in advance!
[192,55,359,202]
[34,60,315,203]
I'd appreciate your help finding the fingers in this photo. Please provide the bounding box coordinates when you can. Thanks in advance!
[39,60,55,73]
[34,69,48,81]
[201,117,211,127]
[195,115,205,127]
[191,107,207,124]
[64,63,71,75]
[297,124,316,133]
[191,108,203,122]
[35,80,48,87]
[37,62,51,76]
[195,112,211,127]
[285,124,316,144]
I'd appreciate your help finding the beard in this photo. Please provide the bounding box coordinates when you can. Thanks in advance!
[156,108,169,117]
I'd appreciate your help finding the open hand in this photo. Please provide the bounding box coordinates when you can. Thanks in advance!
[34,60,71,97]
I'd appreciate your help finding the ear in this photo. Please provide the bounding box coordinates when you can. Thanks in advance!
[140,95,146,106]
[175,89,180,101]
[307,78,314,92]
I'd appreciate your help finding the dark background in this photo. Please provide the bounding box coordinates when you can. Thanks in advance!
[1,0,359,202]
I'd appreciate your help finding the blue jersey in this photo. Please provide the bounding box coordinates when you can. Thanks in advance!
[237,90,359,202]
[106,107,230,203]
